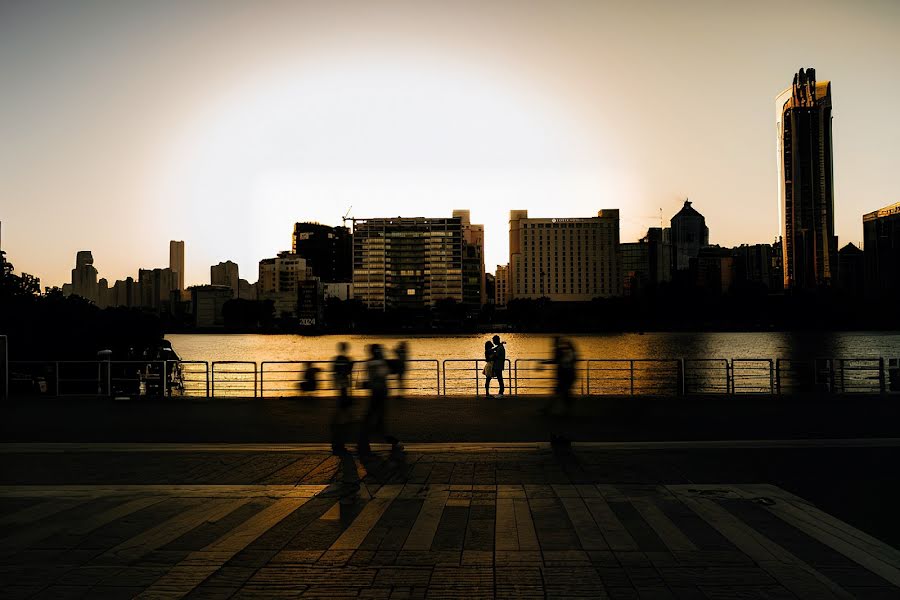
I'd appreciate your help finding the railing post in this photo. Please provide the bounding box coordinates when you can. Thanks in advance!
[442,361,447,396]
[775,359,782,395]
[475,360,480,396]
[211,363,216,397]
[629,360,634,396]
[838,359,843,395]
[259,362,265,397]
[254,363,258,398]
[879,357,886,394]
[586,360,591,396]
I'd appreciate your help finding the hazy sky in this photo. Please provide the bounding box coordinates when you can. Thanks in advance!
[2,0,899,287]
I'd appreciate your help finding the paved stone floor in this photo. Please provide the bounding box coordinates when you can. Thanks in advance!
[2,445,900,599]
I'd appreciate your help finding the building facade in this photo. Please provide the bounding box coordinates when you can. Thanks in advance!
[170,241,185,292]
[352,216,463,311]
[776,67,837,289]
[138,267,178,311]
[508,210,622,301]
[494,264,509,307]
[292,222,352,283]
[453,210,486,310]
[211,261,240,297]
[190,285,232,328]
[670,201,709,272]
[621,227,673,296]
[69,250,99,303]
[863,201,900,297]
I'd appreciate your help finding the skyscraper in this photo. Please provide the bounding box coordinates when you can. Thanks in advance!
[776,67,837,289]
[169,240,185,291]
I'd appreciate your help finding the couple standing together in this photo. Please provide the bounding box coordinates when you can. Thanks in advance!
[483,334,506,397]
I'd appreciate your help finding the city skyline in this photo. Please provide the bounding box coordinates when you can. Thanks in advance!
[3,1,899,287]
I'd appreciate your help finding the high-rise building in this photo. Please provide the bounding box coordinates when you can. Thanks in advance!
[111,277,138,307]
[494,264,509,307]
[776,67,837,289]
[508,210,621,301]
[863,201,900,297]
[453,210,486,310]
[732,243,779,290]
[139,268,178,311]
[292,223,352,283]
[69,250,99,303]
[670,200,708,271]
[169,241,185,291]
[211,261,240,297]
[352,216,463,311]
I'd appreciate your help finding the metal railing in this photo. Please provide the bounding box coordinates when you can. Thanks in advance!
[4,354,900,398]
[259,360,440,397]
[442,358,513,396]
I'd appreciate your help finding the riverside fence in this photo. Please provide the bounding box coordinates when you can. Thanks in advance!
[5,356,900,399]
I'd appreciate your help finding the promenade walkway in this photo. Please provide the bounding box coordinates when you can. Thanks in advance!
[2,442,900,599]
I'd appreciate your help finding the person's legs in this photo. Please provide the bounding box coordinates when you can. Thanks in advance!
[497,371,504,395]
[485,375,491,396]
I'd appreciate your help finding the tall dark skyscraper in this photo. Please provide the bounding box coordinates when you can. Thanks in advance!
[776,67,837,290]
[670,200,708,272]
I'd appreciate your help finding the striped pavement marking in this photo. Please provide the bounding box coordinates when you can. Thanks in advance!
[0,483,897,598]
[329,484,403,550]
[135,495,314,598]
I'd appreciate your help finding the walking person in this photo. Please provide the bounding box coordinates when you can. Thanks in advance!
[483,340,495,396]
[391,341,409,396]
[331,342,354,455]
[358,344,402,455]
[489,334,506,397]
[541,337,578,416]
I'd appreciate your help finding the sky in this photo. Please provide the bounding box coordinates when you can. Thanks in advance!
[2,0,899,288]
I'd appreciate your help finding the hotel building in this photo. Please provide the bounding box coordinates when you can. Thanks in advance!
[508,209,622,301]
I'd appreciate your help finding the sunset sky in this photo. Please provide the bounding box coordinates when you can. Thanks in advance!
[2,0,899,288]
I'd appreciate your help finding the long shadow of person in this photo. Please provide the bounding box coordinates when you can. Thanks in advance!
[358,446,410,485]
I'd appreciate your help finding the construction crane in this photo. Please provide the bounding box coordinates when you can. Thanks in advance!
[341,206,354,228]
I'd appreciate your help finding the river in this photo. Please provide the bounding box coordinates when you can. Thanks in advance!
[166,332,900,363]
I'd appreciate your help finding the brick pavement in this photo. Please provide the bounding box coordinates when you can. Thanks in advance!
[1,445,900,598]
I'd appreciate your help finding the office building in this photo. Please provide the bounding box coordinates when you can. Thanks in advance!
[211,261,240,297]
[139,267,178,312]
[190,285,232,328]
[453,210,486,309]
[837,243,865,296]
[352,216,463,311]
[494,265,508,307]
[695,246,734,294]
[621,227,673,296]
[863,201,900,296]
[111,277,138,308]
[237,279,257,300]
[169,241,185,291]
[776,67,837,289]
[297,280,325,326]
[670,200,708,271]
[508,210,621,301]
[69,250,99,303]
[292,222,352,283]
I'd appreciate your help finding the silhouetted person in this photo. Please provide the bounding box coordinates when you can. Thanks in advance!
[483,340,495,395]
[487,334,506,397]
[331,342,354,455]
[542,337,578,416]
[358,344,402,455]
[300,361,320,393]
[391,341,409,395]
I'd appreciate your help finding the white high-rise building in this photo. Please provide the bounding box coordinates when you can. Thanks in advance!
[508,210,622,301]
